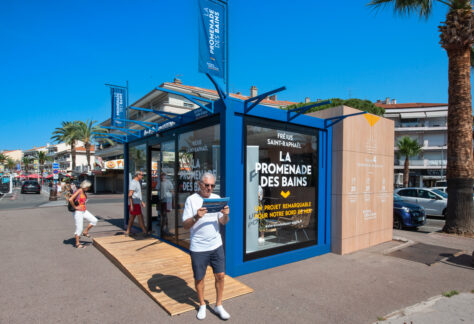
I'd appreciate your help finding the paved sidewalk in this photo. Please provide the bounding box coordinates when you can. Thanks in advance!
[376,292,474,324]
[0,203,472,323]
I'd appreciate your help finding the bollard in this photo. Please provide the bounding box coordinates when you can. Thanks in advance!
[49,188,58,201]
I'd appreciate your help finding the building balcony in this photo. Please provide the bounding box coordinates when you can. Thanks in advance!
[395,145,447,151]
[395,159,447,168]
[394,125,447,132]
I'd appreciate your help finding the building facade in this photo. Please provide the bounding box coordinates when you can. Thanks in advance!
[378,99,448,187]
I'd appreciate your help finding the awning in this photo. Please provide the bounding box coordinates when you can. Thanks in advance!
[400,112,426,119]
[425,111,447,118]
[384,113,399,118]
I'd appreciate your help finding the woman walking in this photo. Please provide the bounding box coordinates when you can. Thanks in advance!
[69,180,97,249]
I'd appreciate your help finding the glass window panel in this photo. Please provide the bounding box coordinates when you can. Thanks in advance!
[245,122,318,260]
[177,124,220,249]
[150,141,176,241]
[128,143,147,228]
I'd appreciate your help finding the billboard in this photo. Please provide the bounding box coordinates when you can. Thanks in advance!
[198,0,226,79]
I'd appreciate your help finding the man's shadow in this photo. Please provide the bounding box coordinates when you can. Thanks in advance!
[147,273,208,309]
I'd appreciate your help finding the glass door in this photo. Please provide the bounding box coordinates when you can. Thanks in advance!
[149,141,177,243]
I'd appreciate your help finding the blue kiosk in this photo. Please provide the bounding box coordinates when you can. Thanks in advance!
[100,79,366,278]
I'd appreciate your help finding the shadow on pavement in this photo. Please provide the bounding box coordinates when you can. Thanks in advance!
[441,253,474,270]
[147,273,205,310]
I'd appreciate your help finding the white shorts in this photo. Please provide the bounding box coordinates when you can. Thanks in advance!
[73,210,98,236]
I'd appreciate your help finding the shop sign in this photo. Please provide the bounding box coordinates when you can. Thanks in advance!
[105,159,124,170]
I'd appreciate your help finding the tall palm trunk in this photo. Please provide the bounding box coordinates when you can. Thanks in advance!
[445,46,474,233]
[403,156,410,187]
[71,141,76,171]
[85,142,91,171]
[440,8,474,234]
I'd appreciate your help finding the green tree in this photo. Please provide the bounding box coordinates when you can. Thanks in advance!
[286,98,385,116]
[22,156,31,174]
[368,0,474,234]
[6,158,16,172]
[36,151,51,176]
[397,136,422,187]
[51,121,79,171]
[0,153,6,165]
[72,120,109,170]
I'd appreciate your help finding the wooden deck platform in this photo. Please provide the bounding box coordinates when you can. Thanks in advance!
[93,235,253,316]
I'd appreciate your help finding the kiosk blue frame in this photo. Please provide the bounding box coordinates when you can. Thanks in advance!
[105,82,343,277]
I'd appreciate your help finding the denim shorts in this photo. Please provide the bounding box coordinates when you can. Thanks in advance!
[190,245,225,280]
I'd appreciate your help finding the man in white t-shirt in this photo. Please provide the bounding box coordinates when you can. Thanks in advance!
[182,172,230,320]
[126,171,147,236]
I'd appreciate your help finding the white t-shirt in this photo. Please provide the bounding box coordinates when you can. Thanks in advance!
[129,179,142,204]
[182,193,223,252]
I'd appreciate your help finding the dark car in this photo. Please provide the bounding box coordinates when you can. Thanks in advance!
[21,180,41,194]
[393,194,426,230]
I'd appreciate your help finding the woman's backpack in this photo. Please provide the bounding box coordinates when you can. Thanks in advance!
[67,188,78,212]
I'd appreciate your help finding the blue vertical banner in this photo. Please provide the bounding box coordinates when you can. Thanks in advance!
[111,87,127,127]
[198,0,227,80]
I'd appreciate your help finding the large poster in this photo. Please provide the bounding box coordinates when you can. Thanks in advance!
[245,123,318,259]
[111,87,126,127]
[198,0,226,79]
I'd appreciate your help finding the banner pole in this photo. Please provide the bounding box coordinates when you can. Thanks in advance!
[226,0,229,96]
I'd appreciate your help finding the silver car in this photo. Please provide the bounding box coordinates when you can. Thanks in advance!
[394,187,447,217]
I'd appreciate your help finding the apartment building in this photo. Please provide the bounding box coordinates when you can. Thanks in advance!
[2,149,23,162]
[45,142,95,173]
[378,98,447,187]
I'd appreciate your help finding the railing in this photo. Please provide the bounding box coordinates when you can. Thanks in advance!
[395,122,447,128]
[396,159,447,167]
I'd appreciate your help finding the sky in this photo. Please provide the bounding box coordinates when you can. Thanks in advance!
[0,0,458,150]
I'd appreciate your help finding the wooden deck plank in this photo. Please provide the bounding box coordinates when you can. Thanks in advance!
[93,235,253,316]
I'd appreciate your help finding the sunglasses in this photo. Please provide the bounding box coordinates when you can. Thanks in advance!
[202,183,216,188]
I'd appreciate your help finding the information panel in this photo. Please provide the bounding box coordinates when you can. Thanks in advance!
[245,121,318,260]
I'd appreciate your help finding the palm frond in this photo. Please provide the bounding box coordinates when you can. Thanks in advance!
[368,0,438,19]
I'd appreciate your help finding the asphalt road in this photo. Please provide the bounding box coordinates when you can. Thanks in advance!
[417,217,446,233]
[0,188,123,210]
[0,187,49,210]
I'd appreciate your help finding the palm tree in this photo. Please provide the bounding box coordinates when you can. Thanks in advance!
[6,158,16,172]
[51,121,79,171]
[22,156,31,174]
[369,0,474,234]
[397,136,422,187]
[36,151,51,176]
[0,153,6,165]
[72,120,109,170]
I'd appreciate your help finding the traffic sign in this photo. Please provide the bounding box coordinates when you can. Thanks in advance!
[52,163,59,169]
[53,169,59,174]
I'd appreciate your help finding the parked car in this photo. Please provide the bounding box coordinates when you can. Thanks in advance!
[431,186,447,193]
[21,180,41,194]
[394,187,447,217]
[393,194,426,230]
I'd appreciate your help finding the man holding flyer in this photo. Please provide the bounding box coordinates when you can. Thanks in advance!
[182,172,230,320]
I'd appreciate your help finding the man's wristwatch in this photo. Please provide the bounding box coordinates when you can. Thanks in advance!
[193,215,198,222]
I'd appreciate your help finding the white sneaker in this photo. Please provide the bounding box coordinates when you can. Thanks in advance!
[197,305,206,320]
[214,305,230,320]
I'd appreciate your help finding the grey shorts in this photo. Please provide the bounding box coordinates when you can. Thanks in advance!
[190,245,225,280]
